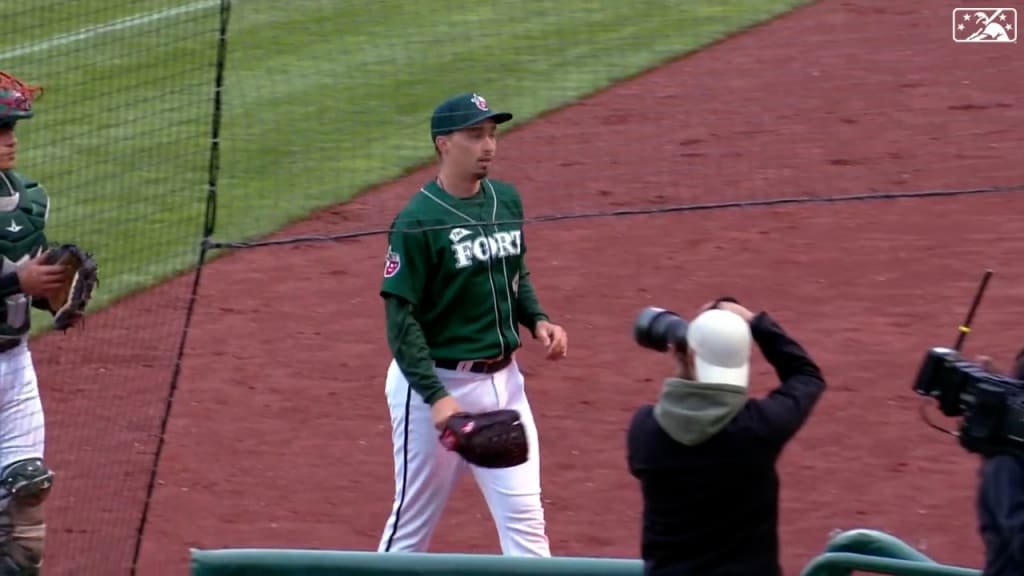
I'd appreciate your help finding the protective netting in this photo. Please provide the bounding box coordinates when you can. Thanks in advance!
[0,1,225,574]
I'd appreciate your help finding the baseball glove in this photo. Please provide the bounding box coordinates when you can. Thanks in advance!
[41,243,98,331]
[439,409,529,468]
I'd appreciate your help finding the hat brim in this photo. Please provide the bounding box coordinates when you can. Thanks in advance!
[481,111,513,125]
[436,111,514,136]
[0,111,32,124]
[695,356,749,389]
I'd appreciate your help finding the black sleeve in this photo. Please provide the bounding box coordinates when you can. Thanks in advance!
[743,311,827,446]
[981,456,1024,566]
[1014,348,1024,381]
[625,405,655,479]
[384,294,449,406]
[0,271,21,299]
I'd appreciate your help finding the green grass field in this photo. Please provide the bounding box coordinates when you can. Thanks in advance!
[0,0,811,334]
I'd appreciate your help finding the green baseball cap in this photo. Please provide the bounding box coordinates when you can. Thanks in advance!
[430,92,512,141]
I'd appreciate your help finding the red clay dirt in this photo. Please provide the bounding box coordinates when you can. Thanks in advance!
[30,1,1024,575]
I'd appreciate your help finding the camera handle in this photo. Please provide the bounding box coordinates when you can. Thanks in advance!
[953,269,993,352]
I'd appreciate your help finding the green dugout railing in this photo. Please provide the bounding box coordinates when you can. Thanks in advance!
[190,529,982,576]
[798,529,981,576]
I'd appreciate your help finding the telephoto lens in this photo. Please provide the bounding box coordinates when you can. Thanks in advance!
[634,307,689,352]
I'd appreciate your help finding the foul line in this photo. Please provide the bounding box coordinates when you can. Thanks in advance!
[0,0,221,59]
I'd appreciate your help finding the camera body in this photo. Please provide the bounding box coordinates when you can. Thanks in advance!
[913,346,1024,456]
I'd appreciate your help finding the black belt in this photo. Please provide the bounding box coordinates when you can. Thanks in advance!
[0,338,23,353]
[435,355,513,374]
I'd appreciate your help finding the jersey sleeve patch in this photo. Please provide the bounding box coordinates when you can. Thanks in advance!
[380,216,428,306]
[384,245,401,278]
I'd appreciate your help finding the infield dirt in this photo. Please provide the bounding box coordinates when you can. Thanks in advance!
[33,1,1024,574]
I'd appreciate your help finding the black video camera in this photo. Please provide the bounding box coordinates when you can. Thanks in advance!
[911,270,1024,456]
[913,347,1024,456]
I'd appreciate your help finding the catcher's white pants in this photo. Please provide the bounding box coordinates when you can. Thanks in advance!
[378,356,550,557]
[0,342,44,472]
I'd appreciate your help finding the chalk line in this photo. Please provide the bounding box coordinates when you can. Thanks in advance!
[0,0,221,60]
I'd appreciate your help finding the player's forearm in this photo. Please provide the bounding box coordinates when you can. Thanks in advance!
[384,295,449,405]
[515,273,549,333]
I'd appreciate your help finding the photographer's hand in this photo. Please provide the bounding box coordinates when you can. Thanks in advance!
[975,355,999,373]
[697,300,719,314]
[667,343,691,380]
[716,301,756,323]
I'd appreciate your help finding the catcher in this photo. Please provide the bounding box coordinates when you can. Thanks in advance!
[0,70,97,575]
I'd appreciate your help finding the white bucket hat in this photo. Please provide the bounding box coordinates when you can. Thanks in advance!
[688,308,753,388]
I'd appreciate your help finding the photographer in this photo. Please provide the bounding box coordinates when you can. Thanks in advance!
[627,299,827,576]
[975,348,1024,576]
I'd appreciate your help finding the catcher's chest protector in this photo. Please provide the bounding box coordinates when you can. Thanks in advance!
[0,170,48,336]
[0,170,48,262]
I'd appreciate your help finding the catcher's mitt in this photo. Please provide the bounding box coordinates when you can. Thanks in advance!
[41,243,98,331]
[439,409,529,468]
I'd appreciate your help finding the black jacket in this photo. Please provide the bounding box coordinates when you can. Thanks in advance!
[978,452,1024,576]
[627,311,826,576]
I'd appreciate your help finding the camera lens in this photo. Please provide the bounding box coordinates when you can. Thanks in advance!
[634,306,689,352]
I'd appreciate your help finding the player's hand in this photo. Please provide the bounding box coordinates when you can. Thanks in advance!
[16,252,67,299]
[431,395,462,431]
[61,311,85,329]
[534,320,568,360]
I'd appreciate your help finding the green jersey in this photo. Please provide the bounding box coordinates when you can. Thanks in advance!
[381,178,546,363]
[0,169,50,339]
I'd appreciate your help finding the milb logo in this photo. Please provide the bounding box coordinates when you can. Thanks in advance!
[952,8,1017,42]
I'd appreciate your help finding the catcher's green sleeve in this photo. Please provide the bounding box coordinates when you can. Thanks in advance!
[384,295,449,406]
[515,263,549,334]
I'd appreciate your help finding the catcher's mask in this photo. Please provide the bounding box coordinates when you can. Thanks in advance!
[0,71,41,129]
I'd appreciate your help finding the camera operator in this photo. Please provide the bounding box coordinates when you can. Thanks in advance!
[627,299,827,576]
[975,347,1024,576]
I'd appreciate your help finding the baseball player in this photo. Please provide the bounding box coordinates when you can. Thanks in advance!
[0,70,74,574]
[377,92,568,557]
